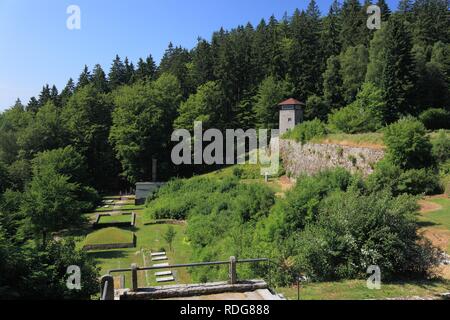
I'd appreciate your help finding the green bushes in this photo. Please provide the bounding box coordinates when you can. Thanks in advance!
[294,191,440,281]
[419,108,450,130]
[383,117,434,169]
[432,130,450,164]
[282,119,327,144]
[328,83,384,134]
[367,160,442,196]
[251,168,441,284]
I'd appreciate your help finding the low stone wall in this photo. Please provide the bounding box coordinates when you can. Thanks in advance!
[280,139,385,178]
[82,233,136,251]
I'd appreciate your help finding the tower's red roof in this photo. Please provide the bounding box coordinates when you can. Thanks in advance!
[278,98,303,106]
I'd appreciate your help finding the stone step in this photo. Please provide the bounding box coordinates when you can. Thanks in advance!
[155,271,172,277]
[156,276,175,283]
[151,252,166,257]
[152,256,168,261]
[152,263,169,268]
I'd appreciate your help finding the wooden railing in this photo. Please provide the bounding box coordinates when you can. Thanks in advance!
[100,256,269,300]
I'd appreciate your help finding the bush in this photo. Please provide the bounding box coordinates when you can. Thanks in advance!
[328,83,384,134]
[283,119,327,144]
[383,117,434,169]
[294,191,441,281]
[419,108,450,130]
[432,130,450,164]
[367,160,441,196]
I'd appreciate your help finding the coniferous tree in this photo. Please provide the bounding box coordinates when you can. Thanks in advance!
[377,0,391,20]
[108,55,127,90]
[59,79,75,107]
[412,0,450,46]
[76,65,91,89]
[91,64,109,93]
[380,15,416,122]
[38,84,52,108]
[133,55,156,82]
[50,85,60,107]
[26,97,40,113]
[322,55,345,110]
[340,0,366,49]
[159,43,193,97]
[321,0,342,60]
[124,57,135,84]
[191,39,215,87]
[288,7,321,100]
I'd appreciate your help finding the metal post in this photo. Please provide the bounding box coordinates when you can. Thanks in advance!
[131,263,138,291]
[229,256,237,284]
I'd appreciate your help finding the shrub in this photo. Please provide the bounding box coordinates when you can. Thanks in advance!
[367,160,441,196]
[328,83,384,134]
[283,119,327,144]
[294,191,441,281]
[419,108,450,130]
[432,130,450,164]
[383,117,434,169]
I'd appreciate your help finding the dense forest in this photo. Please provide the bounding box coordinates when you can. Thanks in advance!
[0,0,449,298]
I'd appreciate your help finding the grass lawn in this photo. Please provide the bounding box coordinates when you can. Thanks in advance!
[419,196,450,253]
[420,198,450,230]
[83,227,133,246]
[311,132,385,148]
[98,214,133,224]
[80,210,192,289]
[277,279,450,300]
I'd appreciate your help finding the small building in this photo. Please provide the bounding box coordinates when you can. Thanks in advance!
[278,98,304,135]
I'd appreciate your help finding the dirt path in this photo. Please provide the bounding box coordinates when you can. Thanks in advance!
[418,195,450,280]
[418,199,443,213]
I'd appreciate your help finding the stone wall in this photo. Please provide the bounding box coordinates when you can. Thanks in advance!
[279,139,385,178]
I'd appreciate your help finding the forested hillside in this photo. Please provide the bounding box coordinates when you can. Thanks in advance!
[0,0,449,299]
[1,0,449,188]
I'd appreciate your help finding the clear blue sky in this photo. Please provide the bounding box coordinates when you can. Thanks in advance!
[0,0,400,110]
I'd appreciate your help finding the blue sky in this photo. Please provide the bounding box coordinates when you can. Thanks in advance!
[0,0,400,110]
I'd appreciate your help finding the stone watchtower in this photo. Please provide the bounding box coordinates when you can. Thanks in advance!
[278,98,304,135]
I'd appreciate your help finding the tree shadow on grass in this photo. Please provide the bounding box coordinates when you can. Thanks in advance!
[417,220,438,228]
[87,250,128,260]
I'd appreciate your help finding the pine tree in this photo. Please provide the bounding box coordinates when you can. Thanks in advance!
[91,64,108,93]
[159,43,193,97]
[124,57,135,84]
[377,0,391,20]
[321,0,342,60]
[108,55,127,90]
[60,79,75,107]
[191,39,215,87]
[50,85,61,107]
[412,0,450,46]
[322,55,345,109]
[133,55,156,82]
[381,16,416,122]
[26,97,40,113]
[340,0,366,49]
[288,7,322,100]
[77,65,91,89]
[38,84,52,108]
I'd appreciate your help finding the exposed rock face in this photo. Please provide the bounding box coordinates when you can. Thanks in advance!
[279,139,385,178]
